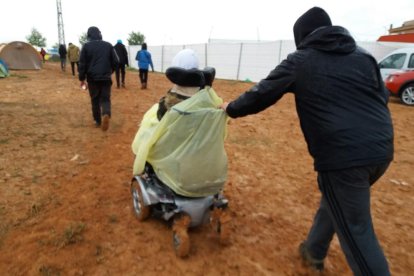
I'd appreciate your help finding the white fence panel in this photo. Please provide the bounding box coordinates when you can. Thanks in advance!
[238,42,280,82]
[127,41,401,82]
[206,43,242,80]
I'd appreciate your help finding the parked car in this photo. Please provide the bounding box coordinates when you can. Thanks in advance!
[384,70,414,106]
[378,47,414,80]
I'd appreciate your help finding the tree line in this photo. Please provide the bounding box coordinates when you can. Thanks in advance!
[26,28,146,48]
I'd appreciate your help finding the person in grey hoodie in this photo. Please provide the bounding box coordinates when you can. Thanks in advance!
[79,26,119,131]
[221,7,393,276]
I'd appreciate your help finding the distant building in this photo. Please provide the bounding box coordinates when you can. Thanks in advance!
[378,20,414,46]
[388,20,414,34]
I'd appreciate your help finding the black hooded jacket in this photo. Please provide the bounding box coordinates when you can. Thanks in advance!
[114,42,129,66]
[79,27,119,82]
[226,25,394,171]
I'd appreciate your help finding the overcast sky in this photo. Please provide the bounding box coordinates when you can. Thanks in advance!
[2,0,413,48]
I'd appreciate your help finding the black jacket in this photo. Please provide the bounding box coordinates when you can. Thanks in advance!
[78,27,119,82]
[114,42,129,66]
[58,45,67,59]
[226,26,394,171]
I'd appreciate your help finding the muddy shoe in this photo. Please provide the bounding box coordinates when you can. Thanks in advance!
[299,241,324,271]
[101,115,110,131]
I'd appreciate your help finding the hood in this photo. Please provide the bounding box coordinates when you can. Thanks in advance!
[298,26,356,54]
[87,26,102,41]
[293,7,332,47]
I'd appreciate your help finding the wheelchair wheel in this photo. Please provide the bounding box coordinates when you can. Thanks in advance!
[172,214,191,257]
[131,179,150,221]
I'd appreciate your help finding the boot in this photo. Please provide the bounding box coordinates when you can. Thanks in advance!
[101,115,110,132]
[143,82,147,89]
[299,242,324,271]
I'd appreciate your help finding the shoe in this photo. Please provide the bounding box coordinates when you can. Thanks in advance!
[101,115,110,131]
[95,121,101,128]
[299,242,324,271]
[121,83,125,88]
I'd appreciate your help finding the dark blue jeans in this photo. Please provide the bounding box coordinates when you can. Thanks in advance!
[88,81,111,125]
[306,163,390,276]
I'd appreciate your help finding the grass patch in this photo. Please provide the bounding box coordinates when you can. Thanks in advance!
[0,138,9,144]
[126,67,138,72]
[58,222,86,247]
[0,221,9,248]
[39,264,61,276]
[108,214,118,223]
[30,203,41,216]
[10,73,28,79]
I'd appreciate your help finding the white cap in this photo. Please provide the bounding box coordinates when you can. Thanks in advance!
[171,49,199,69]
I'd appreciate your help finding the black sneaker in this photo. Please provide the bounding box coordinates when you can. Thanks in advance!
[299,242,324,271]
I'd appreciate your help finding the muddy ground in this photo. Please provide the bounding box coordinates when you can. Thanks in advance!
[0,63,413,275]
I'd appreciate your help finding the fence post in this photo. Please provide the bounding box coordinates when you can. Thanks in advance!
[278,40,283,64]
[161,45,164,73]
[127,45,131,69]
[205,43,208,67]
[236,43,244,81]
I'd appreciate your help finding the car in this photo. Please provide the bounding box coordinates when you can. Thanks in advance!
[384,70,414,106]
[378,47,414,80]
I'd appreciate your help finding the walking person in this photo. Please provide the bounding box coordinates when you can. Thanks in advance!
[135,43,154,89]
[113,39,129,88]
[40,48,46,63]
[58,44,67,72]
[79,26,119,131]
[220,7,393,276]
[67,42,80,76]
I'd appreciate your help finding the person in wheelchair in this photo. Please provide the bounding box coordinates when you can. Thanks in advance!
[131,48,228,198]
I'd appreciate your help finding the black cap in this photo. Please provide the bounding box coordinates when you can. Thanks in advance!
[293,7,332,47]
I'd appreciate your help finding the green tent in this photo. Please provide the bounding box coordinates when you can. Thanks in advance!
[0,59,9,78]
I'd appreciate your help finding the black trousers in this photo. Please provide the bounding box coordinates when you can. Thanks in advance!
[139,68,149,84]
[60,58,66,71]
[115,64,126,87]
[70,62,79,76]
[306,163,391,276]
[87,81,112,124]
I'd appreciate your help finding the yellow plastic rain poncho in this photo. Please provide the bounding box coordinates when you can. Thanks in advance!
[132,87,228,197]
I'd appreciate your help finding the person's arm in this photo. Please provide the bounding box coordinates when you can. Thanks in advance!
[123,46,129,66]
[111,46,120,72]
[225,53,299,118]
